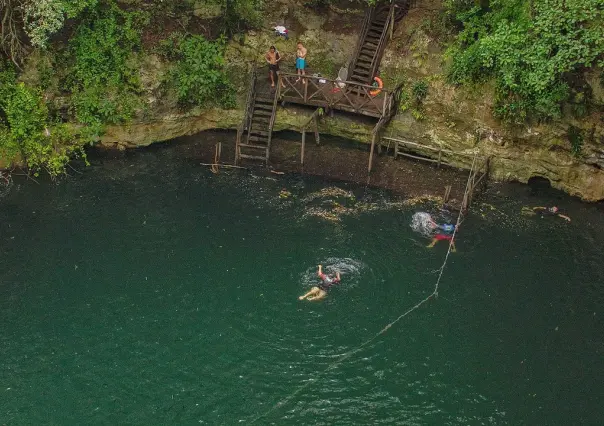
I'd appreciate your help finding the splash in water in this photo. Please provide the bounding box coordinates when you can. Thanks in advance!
[299,257,365,289]
[410,211,437,237]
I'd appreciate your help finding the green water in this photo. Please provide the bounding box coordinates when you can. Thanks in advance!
[1,141,603,424]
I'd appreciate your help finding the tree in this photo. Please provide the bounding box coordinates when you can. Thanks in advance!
[446,0,604,123]
[0,0,97,65]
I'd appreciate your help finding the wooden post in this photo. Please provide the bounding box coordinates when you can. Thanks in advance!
[394,141,398,159]
[443,185,451,205]
[437,149,442,168]
[313,115,320,145]
[301,129,306,165]
[368,133,377,173]
[235,130,240,165]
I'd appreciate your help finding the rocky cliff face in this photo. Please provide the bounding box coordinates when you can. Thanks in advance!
[99,0,604,201]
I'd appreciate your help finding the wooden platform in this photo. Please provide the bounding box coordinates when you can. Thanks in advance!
[277,72,393,118]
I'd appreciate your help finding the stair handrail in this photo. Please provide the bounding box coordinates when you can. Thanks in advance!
[245,64,257,130]
[349,6,374,81]
[370,3,396,79]
[266,83,280,156]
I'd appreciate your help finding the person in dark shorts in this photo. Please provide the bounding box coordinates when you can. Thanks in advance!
[299,265,341,301]
[265,46,283,88]
[533,206,571,222]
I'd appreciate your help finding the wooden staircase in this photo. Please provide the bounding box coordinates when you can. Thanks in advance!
[348,4,394,85]
[348,2,398,85]
[236,68,278,165]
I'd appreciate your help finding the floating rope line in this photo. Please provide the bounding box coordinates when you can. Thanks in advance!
[250,155,479,424]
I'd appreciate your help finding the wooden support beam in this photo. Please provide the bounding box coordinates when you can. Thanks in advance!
[313,116,320,145]
[368,133,377,173]
[301,129,306,165]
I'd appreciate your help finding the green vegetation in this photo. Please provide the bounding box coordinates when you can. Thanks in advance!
[400,79,429,121]
[445,0,604,123]
[568,125,584,157]
[67,2,146,139]
[0,63,86,176]
[0,0,241,175]
[159,33,235,108]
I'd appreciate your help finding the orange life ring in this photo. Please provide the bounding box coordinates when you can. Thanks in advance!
[369,76,383,97]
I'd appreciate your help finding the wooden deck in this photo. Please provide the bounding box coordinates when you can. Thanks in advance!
[277,72,393,118]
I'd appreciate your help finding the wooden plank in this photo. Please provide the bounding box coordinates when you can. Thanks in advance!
[397,152,446,164]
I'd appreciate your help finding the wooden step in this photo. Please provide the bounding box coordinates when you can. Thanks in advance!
[358,54,374,62]
[353,69,370,76]
[248,135,269,143]
[253,110,272,117]
[238,143,267,150]
[256,97,274,103]
[239,154,267,161]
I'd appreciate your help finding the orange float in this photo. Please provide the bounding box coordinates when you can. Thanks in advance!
[369,76,383,97]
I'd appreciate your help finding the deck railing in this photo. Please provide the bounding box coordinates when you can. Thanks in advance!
[277,72,393,117]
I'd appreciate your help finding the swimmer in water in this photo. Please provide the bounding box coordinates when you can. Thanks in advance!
[532,206,571,222]
[298,264,341,301]
[427,223,457,252]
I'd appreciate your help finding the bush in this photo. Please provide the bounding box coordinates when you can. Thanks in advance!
[166,34,235,108]
[66,2,146,137]
[412,80,428,102]
[0,63,85,176]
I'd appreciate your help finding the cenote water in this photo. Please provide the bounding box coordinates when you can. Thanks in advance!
[1,140,603,425]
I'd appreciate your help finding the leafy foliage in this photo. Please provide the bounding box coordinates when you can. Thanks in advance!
[23,0,98,48]
[568,125,584,157]
[400,79,429,121]
[66,2,146,138]
[0,63,86,176]
[446,0,604,123]
[412,80,429,102]
[162,34,235,108]
[220,0,265,36]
